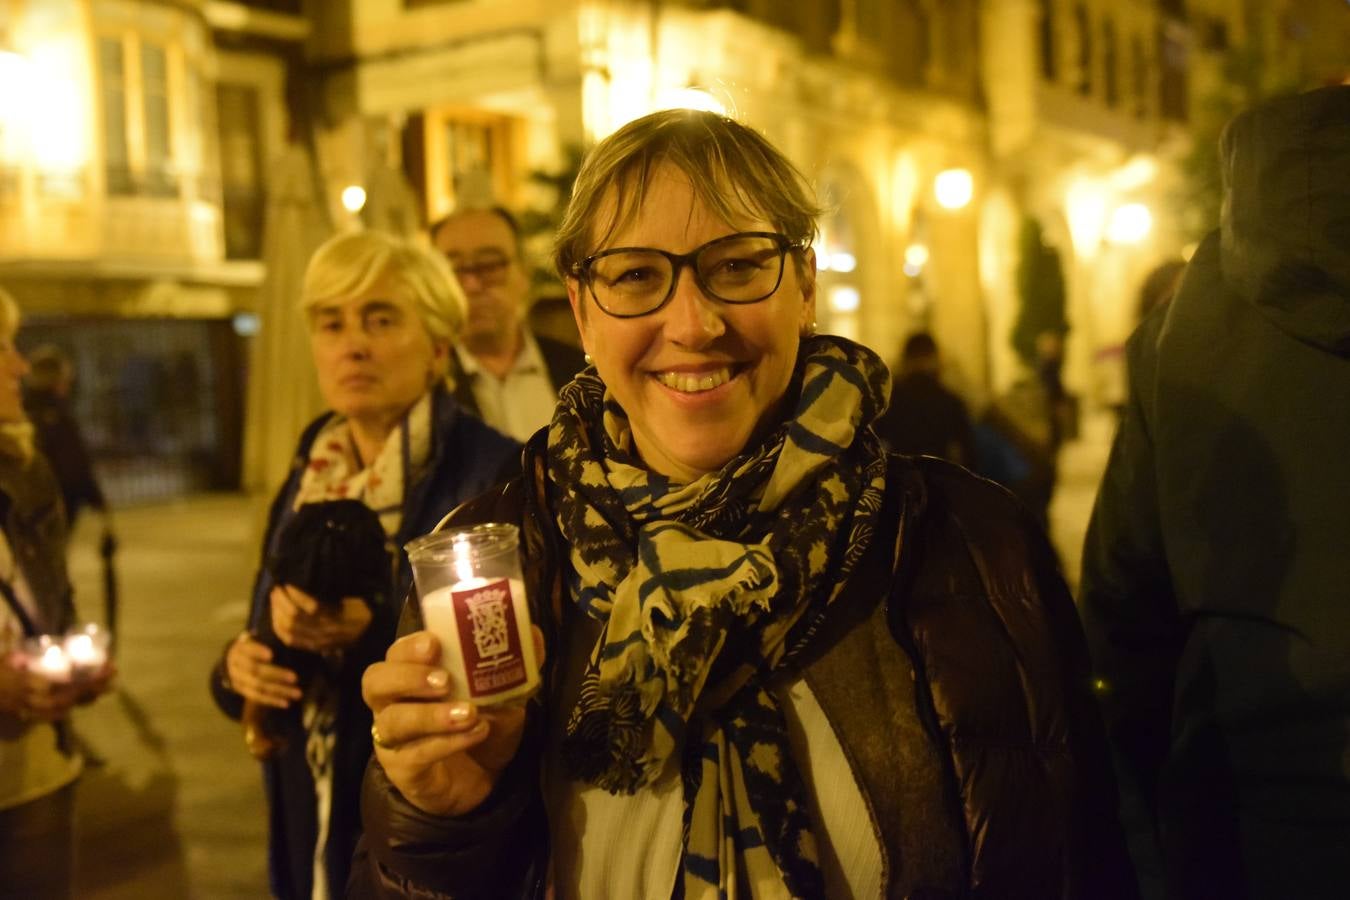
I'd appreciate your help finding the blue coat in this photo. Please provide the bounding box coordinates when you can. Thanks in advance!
[210,386,520,899]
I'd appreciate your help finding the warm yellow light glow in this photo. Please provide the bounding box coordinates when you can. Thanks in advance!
[654,86,727,116]
[1108,156,1158,191]
[815,248,856,273]
[934,168,974,210]
[341,185,367,213]
[24,33,91,173]
[828,285,861,313]
[1105,203,1152,244]
[828,251,856,273]
[1065,178,1107,258]
[1181,241,1198,261]
[0,28,92,175]
[0,50,29,159]
[890,151,921,229]
[904,243,930,269]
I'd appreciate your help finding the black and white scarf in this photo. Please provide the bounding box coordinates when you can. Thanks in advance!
[548,334,891,898]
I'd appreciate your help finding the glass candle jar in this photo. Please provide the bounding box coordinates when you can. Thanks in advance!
[405,524,540,705]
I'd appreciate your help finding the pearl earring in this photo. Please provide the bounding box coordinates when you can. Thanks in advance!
[584,353,594,366]
[801,321,817,338]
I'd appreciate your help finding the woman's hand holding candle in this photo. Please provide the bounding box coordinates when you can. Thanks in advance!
[0,651,82,723]
[362,627,544,817]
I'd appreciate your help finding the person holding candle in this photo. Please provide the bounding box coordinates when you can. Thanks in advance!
[352,111,1136,899]
[208,232,520,900]
[0,287,115,900]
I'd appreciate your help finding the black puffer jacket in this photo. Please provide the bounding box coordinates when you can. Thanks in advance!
[1080,85,1350,899]
[353,438,1135,899]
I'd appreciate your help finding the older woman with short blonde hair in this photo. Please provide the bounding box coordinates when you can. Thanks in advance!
[210,231,519,900]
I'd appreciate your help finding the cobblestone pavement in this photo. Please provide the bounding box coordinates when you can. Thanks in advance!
[57,418,1116,898]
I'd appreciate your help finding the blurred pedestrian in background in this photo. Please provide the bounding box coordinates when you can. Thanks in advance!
[430,207,586,441]
[22,345,110,529]
[354,109,1133,899]
[1080,85,1350,899]
[0,287,116,900]
[872,330,975,467]
[209,231,519,900]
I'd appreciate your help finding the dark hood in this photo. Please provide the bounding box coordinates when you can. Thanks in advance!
[1218,85,1350,356]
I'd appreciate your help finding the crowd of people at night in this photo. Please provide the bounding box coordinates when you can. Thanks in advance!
[0,83,1346,900]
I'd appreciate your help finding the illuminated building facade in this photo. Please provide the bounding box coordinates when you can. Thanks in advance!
[0,0,1344,494]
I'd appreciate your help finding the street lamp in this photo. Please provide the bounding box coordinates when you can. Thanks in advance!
[1105,202,1152,244]
[934,168,974,210]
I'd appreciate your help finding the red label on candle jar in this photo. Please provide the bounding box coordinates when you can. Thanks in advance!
[452,578,527,699]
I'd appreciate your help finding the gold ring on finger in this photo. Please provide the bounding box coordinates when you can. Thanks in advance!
[371,721,390,749]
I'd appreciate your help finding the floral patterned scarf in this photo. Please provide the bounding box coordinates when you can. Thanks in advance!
[548,334,891,898]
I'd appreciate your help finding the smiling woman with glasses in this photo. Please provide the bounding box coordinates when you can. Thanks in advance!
[354,110,1136,900]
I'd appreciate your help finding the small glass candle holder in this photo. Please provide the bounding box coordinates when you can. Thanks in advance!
[405,524,540,706]
[64,623,110,679]
[22,635,73,683]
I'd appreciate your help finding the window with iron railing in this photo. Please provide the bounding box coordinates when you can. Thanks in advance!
[142,43,175,197]
[216,82,264,259]
[97,33,181,197]
[98,36,133,195]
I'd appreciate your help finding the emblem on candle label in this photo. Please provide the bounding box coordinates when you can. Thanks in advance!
[452,578,526,698]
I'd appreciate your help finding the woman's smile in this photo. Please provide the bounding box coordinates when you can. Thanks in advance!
[650,363,743,395]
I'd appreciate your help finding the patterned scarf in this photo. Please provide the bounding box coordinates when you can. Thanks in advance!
[290,391,432,860]
[293,391,434,537]
[548,334,891,898]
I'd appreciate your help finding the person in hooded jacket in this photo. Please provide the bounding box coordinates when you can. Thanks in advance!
[1079,84,1350,899]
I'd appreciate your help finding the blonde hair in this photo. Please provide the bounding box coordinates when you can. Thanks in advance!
[554,109,822,280]
[300,230,466,345]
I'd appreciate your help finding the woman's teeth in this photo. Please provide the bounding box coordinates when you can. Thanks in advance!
[655,367,733,393]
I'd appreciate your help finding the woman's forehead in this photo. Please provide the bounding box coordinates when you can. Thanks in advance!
[591,165,771,249]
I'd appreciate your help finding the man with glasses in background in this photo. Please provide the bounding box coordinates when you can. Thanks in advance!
[430,207,586,441]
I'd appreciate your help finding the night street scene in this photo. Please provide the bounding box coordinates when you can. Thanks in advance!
[1,1,1348,898]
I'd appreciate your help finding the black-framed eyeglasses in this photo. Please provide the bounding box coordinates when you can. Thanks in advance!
[448,251,514,284]
[572,231,804,318]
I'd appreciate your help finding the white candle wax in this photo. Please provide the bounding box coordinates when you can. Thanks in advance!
[420,576,539,705]
[33,643,73,682]
[65,632,108,675]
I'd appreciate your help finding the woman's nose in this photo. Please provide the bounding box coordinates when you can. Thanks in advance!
[664,268,725,348]
[340,325,372,357]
